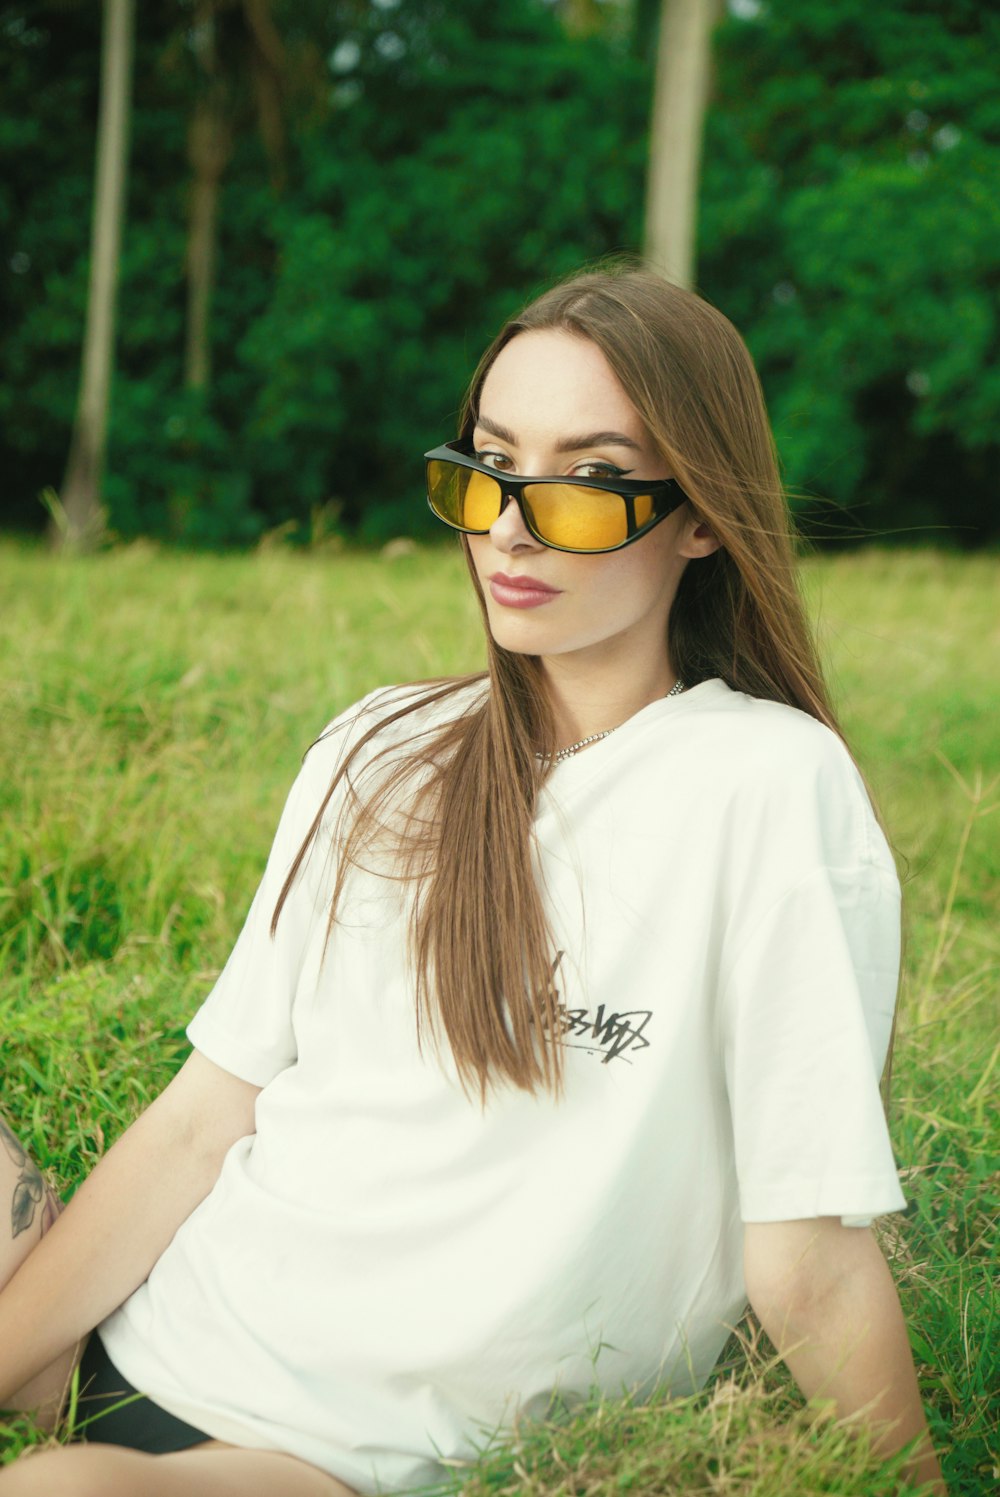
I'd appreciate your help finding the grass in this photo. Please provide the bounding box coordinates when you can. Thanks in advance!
[0,539,996,1493]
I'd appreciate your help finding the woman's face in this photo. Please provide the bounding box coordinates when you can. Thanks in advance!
[467,327,714,676]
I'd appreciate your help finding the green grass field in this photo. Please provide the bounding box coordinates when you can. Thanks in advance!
[1,540,997,1493]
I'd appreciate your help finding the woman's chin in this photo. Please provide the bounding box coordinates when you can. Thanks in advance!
[485,608,555,655]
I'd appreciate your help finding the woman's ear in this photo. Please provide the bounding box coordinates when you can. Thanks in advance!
[677,513,721,560]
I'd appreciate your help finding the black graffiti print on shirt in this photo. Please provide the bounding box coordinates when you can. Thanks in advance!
[546,951,653,1065]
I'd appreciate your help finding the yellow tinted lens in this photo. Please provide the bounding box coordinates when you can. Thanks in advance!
[633,492,654,528]
[427,461,501,531]
[523,483,628,550]
[463,469,503,530]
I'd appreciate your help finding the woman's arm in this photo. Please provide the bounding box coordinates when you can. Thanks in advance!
[0,1049,259,1408]
[744,1218,945,1493]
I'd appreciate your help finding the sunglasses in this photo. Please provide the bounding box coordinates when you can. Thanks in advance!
[424,441,689,554]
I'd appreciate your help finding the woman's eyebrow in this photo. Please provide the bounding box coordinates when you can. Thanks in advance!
[473,415,518,444]
[474,415,642,452]
[555,431,642,453]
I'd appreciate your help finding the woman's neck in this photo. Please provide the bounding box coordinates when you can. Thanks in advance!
[540,649,679,749]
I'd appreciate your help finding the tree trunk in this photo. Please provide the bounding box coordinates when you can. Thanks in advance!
[243,0,287,192]
[184,1,285,391]
[57,0,135,551]
[643,0,720,289]
[184,89,232,391]
[184,4,233,392]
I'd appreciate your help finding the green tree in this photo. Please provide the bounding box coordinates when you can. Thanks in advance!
[698,0,1000,542]
[1,0,996,546]
[236,0,649,543]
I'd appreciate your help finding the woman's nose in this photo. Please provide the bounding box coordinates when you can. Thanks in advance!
[488,494,544,553]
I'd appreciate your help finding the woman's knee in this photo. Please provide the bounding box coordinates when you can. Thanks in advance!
[0,1442,151,1496]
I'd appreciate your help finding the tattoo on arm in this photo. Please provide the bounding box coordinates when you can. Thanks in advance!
[1,1116,47,1240]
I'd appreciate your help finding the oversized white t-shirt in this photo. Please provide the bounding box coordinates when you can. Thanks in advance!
[99,679,906,1494]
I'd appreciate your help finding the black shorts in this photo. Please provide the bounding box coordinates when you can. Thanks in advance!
[73,1333,212,1455]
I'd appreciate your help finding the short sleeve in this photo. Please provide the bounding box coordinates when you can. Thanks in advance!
[721,855,907,1225]
[186,703,369,1086]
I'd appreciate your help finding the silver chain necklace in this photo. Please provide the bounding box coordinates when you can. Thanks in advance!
[538,679,686,765]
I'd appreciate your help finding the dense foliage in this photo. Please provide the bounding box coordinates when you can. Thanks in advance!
[702,0,1000,545]
[1,0,997,544]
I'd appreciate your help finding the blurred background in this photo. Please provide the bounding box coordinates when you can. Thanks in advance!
[1,0,997,549]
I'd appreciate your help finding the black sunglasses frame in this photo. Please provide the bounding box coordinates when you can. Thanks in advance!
[424,441,689,555]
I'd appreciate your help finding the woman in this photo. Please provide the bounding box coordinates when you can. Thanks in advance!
[0,267,944,1495]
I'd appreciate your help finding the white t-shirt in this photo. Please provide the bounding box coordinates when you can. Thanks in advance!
[99,679,905,1494]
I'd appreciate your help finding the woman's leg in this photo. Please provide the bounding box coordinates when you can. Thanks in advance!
[0,1124,360,1494]
[0,1442,358,1496]
[0,1110,87,1427]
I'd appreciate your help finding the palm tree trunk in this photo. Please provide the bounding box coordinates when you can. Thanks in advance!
[643,0,720,289]
[57,0,135,551]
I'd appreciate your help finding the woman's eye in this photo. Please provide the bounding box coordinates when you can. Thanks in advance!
[576,461,626,480]
[477,451,513,472]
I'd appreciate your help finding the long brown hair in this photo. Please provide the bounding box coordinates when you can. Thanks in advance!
[274,264,844,1099]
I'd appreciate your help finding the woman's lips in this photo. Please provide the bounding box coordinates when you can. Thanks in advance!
[488,573,562,609]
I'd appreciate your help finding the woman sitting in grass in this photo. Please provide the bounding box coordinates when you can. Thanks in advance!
[0,266,944,1496]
